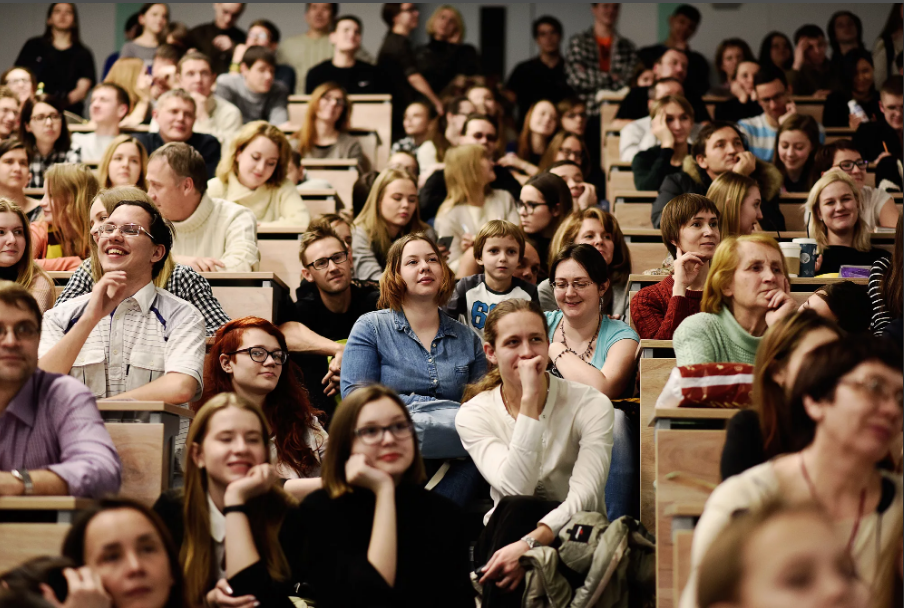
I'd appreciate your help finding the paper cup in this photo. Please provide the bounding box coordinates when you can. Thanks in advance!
[779,242,801,277]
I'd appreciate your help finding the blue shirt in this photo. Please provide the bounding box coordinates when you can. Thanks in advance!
[544,311,639,370]
[738,113,826,162]
[341,308,487,405]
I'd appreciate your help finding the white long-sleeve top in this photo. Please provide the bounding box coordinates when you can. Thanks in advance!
[207,173,310,228]
[455,374,614,534]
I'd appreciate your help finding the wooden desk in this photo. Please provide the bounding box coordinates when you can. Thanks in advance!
[639,339,674,358]
[300,159,358,209]
[639,357,675,532]
[99,401,194,505]
[296,187,340,219]
[258,225,311,298]
[0,497,94,570]
[287,94,391,169]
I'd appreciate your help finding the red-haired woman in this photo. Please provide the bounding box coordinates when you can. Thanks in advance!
[204,317,328,499]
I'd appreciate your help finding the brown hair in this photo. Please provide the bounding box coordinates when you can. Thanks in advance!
[377,233,455,310]
[804,171,870,252]
[659,193,721,258]
[882,212,903,319]
[537,131,590,176]
[438,144,492,217]
[104,58,146,108]
[702,234,787,314]
[295,83,351,158]
[0,281,42,329]
[44,163,99,259]
[473,219,526,261]
[321,385,426,498]
[216,120,291,188]
[0,199,52,298]
[148,142,208,195]
[462,299,548,403]
[648,94,695,121]
[705,172,757,239]
[19,94,71,156]
[98,135,148,190]
[773,114,820,190]
[517,100,558,160]
[298,224,347,266]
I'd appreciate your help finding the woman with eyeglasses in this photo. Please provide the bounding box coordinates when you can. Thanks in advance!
[299,384,473,607]
[679,334,903,608]
[55,186,230,337]
[352,167,434,282]
[32,163,97,271]
[812,139,899,231]
[294,83,370,176]
[153,393,307,608]
[516,172,573,279]
[204,317,327,497]
[538,132,591,178]
[1,67,36,104]
[19,94,81,188]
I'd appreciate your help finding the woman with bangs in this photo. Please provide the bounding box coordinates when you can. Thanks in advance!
[98,134,149,189]
[294,82,370,175]
[499,99,559,182]
[204,317,327,493]
[803,171,890,275]
[538,207,631,319]
[774,114,821,193]
[706,172,763,237]
[208,121,309,227]
[0,139,42,223]
[352,167,434,281]
[434,144,518,273]
[20,94,82,188]
[0,198,55,312]
[153,393,305,608]
[55,186,230,337]
[32,163,97,271]
[673,234,796,366]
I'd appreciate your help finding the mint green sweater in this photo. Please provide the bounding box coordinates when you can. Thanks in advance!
[673,307,762,366]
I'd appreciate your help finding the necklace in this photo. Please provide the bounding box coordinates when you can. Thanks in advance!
[799,453,866,553]
[560,311,602,363]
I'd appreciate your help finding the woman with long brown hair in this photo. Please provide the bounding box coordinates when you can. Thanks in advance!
[98,134,149,189]
[870,212,903,334]
[104,58,153,127]
[294,82,370,174]
[204,317,326,490]
[498,99,558,182]
[0,198,54,312]
[152,394,304,608]
[32,162,98,270]
[120,3,170,64]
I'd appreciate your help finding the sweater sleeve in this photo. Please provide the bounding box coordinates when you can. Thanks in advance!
[220,207,260,272]
[631,282,698,341]
[351,227,385,282]
[632,147,674,191]
[673,313,719,366]
[266,84,290,125]
[262,181,310,228]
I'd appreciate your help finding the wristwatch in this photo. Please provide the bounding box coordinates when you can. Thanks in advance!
[520,535,540,550]
[11,469,33,495]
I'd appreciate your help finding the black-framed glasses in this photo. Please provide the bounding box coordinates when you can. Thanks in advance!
[0,322,39,341]
[834,160,869,172]
[354,421,414,445]
[226,347,289,365]
[515,200,549,215]
[306,250,348,271]
[31,113,61,124]
[97,223,156,241]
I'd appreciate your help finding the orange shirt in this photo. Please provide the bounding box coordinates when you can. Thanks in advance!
[596,35,612,72]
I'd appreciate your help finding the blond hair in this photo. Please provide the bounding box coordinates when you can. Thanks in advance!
[98,135,148,190]
[473,219,526,261]
[354,167,429,269]
[216,120,290,187]
[437,144,489,216]
[706,172,758,239]
[426,5,464,39]
[294,83,351,158]
[377,233,455,311]
[804,171,871,252]
[549,208,632,297]
[44,163,99,259]
[701,234,788,314]
[104,57,145,108]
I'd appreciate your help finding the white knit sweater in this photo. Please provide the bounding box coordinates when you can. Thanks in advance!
[207,173,310,228]
[171,194,260,272]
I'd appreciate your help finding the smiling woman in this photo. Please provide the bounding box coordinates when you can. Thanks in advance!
[0,198,54,312]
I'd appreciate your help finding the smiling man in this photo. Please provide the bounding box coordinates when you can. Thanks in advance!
[38,198,206,419]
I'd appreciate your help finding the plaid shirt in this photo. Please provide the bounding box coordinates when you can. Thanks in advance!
[28,145,83,188]
[565,28,638,116]
[56,260,231,337]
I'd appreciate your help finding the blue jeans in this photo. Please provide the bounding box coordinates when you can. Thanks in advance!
[430,458,484,506]
[605,408,637,521]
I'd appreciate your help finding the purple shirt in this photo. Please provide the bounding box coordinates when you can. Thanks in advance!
[0,368,121,498]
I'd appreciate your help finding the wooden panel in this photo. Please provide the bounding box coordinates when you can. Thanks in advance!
[107,422,166,506]
[211,286,274,321]
[780,203,807,230]
[304,167,358,211]
[674,531,695,602]
[0,497,91,510]
[628,242,669,275]
[288,96,391,169]
[639,358,676,532]
[608,169,635,191]
[0,524,71,571]
[259,238,302,299]
[795,103,824,124]
[656,429,727,608]
[614,202,653,229]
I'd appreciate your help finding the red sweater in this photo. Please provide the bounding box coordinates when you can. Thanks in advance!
[630,275,703,340]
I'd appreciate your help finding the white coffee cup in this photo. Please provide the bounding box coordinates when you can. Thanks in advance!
[779,242,801,277]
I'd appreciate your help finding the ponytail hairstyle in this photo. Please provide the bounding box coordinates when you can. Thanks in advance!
[462,299,548,403]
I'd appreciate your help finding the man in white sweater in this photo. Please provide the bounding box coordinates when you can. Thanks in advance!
[146,142,260,273]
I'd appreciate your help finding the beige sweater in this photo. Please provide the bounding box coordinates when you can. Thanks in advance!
[433,189,519,272]
[171,194,260,272]
[207,173,310,228]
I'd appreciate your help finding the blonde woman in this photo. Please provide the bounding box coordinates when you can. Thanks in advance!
[32,163,98,271]
[98,134,149,189]
[804,171,890,275]
[434,144,518,272]
[352,167,434,281]
[104,58,152,128]
[0,198,55,312]
[208,121,309,228]
[293,82,370,175]
[416,5,480,95]
[706,172,763,237]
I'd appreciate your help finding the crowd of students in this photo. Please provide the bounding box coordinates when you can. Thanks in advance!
[0,2,901,608]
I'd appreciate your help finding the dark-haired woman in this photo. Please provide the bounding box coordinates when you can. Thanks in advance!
[516,171,572,278]
[823,49,884,128]
[299,385,474,608]
[773,114,820,193]
[758,32,793,72]
[15,3,96,115]
[19,94,81,188]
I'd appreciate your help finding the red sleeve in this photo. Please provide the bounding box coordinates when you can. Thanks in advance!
[655,295,695,340]
[631,281,696,340]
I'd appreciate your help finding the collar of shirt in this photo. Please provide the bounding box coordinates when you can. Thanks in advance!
[174,193,215,232]
[4,369,41,428]
[207,493,226,543]
[118,281,158,316]
[390,307,459,340]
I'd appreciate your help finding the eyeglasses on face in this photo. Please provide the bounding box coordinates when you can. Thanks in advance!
[6,78,32,87]
[321,95,347,108]
[834,160,868,172]
[838,378,904,408]
[354,421,414,445]
[31,113,61,124]
[0,322,39,341]
[515,200,549,215]
[306,250,348,271]
[227,347,289,365]
[552,279,595,291]
[559,147,582,160]
[97,223,156,242]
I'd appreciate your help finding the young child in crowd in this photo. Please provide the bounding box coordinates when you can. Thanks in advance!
[443,219,539,338]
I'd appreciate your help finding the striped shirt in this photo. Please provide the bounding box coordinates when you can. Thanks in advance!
[869,256,892,334]
[738,114,826,162]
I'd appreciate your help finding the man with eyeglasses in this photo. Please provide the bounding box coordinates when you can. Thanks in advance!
[278,225,380,418]
[306,16,387,96]
[0,282,120,498]
[419,114,522,222]
[39,199,206,446]
[0,87,19,142]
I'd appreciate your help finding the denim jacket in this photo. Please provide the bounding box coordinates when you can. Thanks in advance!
[341,308,487,404]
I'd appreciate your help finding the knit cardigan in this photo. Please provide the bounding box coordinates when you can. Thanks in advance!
[207,173,310,228]
[630,275,703,340]
[673,306,762,366]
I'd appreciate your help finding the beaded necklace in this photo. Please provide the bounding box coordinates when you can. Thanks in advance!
[560,311,603,363]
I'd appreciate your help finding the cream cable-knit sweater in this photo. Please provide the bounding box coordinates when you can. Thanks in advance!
[171,194,260,272]
[207,174,310,228]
